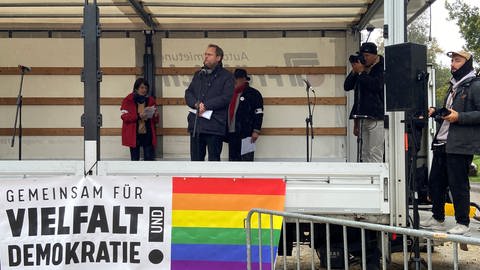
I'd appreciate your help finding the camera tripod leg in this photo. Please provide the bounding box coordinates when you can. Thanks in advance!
[356,119,364,162]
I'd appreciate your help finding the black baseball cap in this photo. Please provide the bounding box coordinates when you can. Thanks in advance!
[234,68,251,81]
[359,42,378,55]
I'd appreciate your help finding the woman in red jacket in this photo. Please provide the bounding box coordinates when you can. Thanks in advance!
[121,78,158,160]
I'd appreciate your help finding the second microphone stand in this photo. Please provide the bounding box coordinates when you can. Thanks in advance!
[304,80,314,162]
[11,66,28,160]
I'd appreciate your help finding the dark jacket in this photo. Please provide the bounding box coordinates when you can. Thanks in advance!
[344,55,385,120]
[433,76,480,155]
[121,93,158,148]
[229,84,264,138]
[185,63,234,136]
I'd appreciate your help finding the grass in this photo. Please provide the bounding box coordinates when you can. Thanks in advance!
[470,155,480,183]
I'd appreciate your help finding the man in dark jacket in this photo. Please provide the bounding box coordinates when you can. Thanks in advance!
[185,44,234,161]
[344,42,385,162]
[227,69,264,161]
[420,50,480,235]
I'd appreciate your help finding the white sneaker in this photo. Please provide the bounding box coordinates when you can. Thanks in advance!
[447,224,471,236]
[420,216,446,230]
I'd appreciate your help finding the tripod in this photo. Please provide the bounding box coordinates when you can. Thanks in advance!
[406,112,428,270]
[11,66,29,160]
[352,115,370,162]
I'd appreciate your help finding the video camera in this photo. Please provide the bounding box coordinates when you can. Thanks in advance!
[348,52,366,65]
[430,107,451,118]
[349,25,375,66]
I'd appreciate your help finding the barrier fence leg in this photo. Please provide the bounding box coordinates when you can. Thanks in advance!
[343,226,349,270]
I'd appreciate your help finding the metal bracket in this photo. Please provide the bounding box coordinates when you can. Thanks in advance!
[80,70,102,82]
[81,114,86,127]
[97,114,103,127]
[383,24,389,39]
[96,26,102,37]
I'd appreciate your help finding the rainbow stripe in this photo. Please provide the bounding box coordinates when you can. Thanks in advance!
[172,177,286,270]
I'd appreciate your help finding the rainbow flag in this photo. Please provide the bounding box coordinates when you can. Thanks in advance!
[171,177,286,270]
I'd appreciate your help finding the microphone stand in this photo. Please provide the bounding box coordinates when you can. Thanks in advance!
[192,72,205,138]
[11,67,28,160]
[304,80,314,162]
[353,115,369,162]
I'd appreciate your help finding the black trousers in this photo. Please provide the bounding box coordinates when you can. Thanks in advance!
[429,146,472,226]
[228,134,254,161]
[130,145,154,161]
[190,133,223,161]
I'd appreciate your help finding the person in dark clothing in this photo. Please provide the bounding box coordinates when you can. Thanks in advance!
[344,42,385,162]
[184,44,234,161]
[121,78,159,161]
[420,50,480,236]
[227,68,264,161]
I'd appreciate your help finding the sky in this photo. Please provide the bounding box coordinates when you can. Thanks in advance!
[430,0,479,66]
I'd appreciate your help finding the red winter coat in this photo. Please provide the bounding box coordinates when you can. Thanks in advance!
[121,92,158,147]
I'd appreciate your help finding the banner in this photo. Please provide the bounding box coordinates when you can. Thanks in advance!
[0,176,172,269]
[0,176,285,269]
[171,177,285,270]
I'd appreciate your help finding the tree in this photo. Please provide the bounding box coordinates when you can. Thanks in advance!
[407,12,451,105]
[446,0,480,64]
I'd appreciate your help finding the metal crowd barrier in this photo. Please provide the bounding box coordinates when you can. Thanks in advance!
[245,209,480,270]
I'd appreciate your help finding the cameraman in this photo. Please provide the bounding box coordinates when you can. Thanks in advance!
[344,42,385,162]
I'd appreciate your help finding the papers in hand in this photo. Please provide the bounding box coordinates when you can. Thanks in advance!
[143,106,156,119]
[241,137,256,155]
[188,108,213,120]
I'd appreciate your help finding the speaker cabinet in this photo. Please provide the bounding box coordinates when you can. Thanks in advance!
[385,42,428,111]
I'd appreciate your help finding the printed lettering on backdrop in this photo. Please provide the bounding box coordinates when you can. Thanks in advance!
[0,176,285,269]
[0,176,172,269]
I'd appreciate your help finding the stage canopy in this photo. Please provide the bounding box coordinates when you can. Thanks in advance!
[0,0,434,31]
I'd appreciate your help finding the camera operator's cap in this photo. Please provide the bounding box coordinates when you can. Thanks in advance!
[447,50,472,60]
[359,42,378,55]
[234,68,250,81]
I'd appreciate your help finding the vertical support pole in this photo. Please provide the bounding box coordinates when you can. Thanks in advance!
[144,30,156,96]
[143,30,162,158]
[384,0,406,227]
[81,0,101,175]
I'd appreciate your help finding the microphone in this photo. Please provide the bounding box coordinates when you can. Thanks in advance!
[303,78,315,93]
[18,65,31,72]
[199,66,209,76]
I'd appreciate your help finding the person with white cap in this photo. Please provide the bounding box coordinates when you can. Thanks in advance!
[420,50,480,235]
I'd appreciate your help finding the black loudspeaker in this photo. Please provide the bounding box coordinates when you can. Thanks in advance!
[385,42,428,111]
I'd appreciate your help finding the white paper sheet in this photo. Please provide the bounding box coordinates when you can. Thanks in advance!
[188,108,213,120]
[143,106,156,119]
[241,137,256,155]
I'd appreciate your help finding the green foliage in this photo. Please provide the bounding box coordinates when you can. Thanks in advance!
[407,13,443,65]
[434,67,451,105]
[407,12,451,105]
[446,0,480,64]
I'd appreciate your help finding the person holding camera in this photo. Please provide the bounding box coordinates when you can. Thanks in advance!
[420,50,480,235]
[343,42,385,162]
